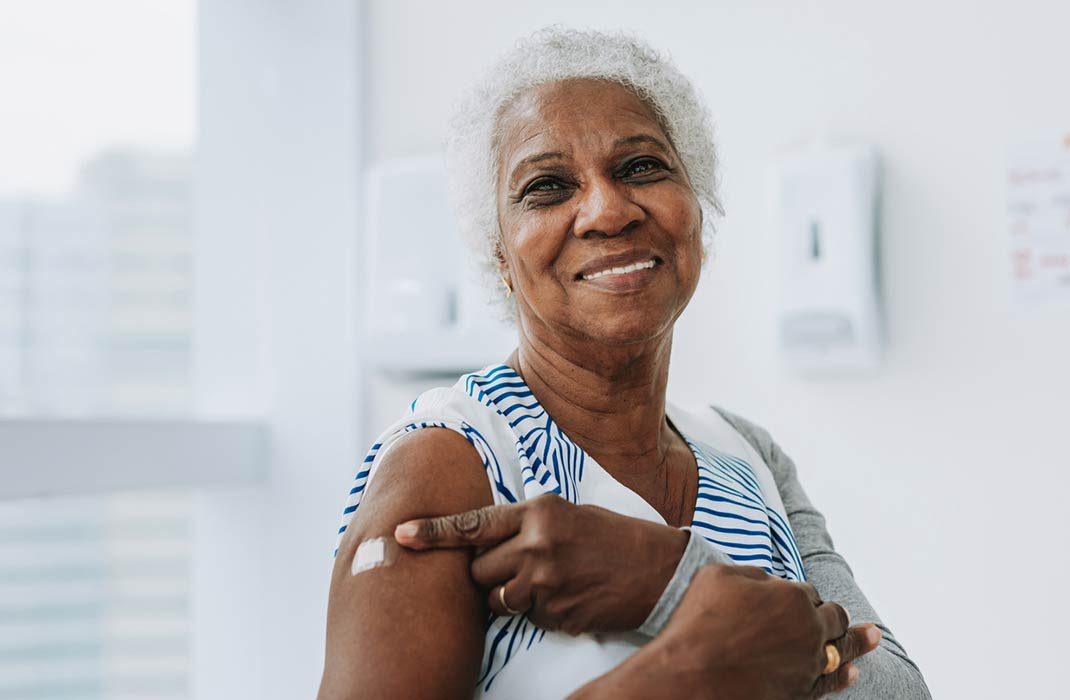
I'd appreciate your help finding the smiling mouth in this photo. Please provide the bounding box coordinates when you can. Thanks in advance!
[578,257,661,281]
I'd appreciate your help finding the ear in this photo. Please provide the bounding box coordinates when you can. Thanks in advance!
[494,238,509,269]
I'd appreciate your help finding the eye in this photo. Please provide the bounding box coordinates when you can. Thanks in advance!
[622,157,667,178]
[511,175,572,209]
[524,177,565,196]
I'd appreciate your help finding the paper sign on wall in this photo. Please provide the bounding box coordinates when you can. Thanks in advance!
[1006,134,1070,304]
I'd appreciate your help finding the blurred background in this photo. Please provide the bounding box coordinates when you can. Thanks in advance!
[1,1,1067,698]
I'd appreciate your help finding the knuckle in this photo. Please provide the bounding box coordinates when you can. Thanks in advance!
[789,583,814,609]
[519,529,547,555]
[523,523,554,555]
[528,496,568,529]
[832,603,850,631]
[529,564,560,590]
[527,507,554,534]
[423,517,445,542]
[454,508,487,539]
[531,493,553,510]
[526,517,548,540]
[534,493,564,511]
[837,626,864,661]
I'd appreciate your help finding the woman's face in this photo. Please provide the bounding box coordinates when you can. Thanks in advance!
[495,78,704,347]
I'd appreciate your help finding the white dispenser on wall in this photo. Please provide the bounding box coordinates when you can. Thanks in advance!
[364,155,514,374]
[772,141,884,373]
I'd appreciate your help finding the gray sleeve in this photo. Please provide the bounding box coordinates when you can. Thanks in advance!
[637,526,732,637]
[714,407,932,700]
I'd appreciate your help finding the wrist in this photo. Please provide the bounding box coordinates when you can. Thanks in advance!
[631,524,689,628]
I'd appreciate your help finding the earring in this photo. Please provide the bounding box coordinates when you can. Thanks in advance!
[499,273,513,298]
[701,247,708,264]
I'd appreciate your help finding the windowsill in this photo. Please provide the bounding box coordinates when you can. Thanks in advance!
[0,417,269,500]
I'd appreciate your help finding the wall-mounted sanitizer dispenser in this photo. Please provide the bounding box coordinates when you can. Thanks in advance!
[773,142,884,373]
[364,155,514,374]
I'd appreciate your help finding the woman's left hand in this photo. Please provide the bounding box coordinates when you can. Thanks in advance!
[394,493,688,635]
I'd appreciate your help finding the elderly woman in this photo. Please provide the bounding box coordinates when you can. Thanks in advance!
[320,28,930,700]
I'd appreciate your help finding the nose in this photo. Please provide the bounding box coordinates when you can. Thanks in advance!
[573,176,645,238]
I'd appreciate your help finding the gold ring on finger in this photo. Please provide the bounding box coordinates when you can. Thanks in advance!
[823,643,841,674]
[499,584,522,616]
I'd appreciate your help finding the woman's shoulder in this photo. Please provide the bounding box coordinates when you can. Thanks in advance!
[392,363,522,437]
[666,401,767,457]
[703,405,803,497]
[667,401,794,488]
[365,364,526,483]
[707,406,779,460]
[334,364,522,555]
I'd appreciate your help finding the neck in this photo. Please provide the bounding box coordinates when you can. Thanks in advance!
[508,323,677,477]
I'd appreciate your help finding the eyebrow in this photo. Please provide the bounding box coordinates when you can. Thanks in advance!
[507,134,673,186]
[508,151,567,185]
[613,134,673,154]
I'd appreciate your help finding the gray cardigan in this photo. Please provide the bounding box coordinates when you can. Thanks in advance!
[640,408,932,699]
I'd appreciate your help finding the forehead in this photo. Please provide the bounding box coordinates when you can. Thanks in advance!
[497,79,668,177]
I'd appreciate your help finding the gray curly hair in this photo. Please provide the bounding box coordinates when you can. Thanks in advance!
[446,26,724,320]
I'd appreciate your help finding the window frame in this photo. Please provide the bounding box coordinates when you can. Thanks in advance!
[0,418,267,499]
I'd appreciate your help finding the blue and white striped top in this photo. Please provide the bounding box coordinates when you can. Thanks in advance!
[336,363,805,699]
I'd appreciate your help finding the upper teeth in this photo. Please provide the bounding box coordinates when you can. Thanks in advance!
[582,259,656,280]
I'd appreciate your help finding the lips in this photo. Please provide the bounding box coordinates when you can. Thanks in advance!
[575,250,663,280]
[582,258,657,280]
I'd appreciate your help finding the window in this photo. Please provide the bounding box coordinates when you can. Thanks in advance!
[0,4,199,697]
[0,491,192,699]
[3,3,363,695]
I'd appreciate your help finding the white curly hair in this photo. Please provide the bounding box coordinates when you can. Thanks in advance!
[446,26,724,320]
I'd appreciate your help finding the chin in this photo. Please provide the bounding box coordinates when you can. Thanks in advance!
[575,305,677,347]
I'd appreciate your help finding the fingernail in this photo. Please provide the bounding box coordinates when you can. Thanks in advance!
[866,626,882,646]
[394,522,419,540]
[847,665,859,684]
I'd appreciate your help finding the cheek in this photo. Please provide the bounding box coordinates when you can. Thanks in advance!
[649,188,702,247]
[647,191,703,290]
[509,212,570,281]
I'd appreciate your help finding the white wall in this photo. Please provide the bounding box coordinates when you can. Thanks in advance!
[366,1,1070,697]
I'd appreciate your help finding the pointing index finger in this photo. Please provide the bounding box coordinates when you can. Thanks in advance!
[394,503,526,550]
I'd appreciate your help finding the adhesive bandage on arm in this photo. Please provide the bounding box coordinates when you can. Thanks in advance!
[351,536,401,576]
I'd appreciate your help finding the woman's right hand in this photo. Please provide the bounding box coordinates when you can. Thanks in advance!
[572,563,882,699]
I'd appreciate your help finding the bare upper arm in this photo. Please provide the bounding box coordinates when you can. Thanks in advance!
[319,428,495,700]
